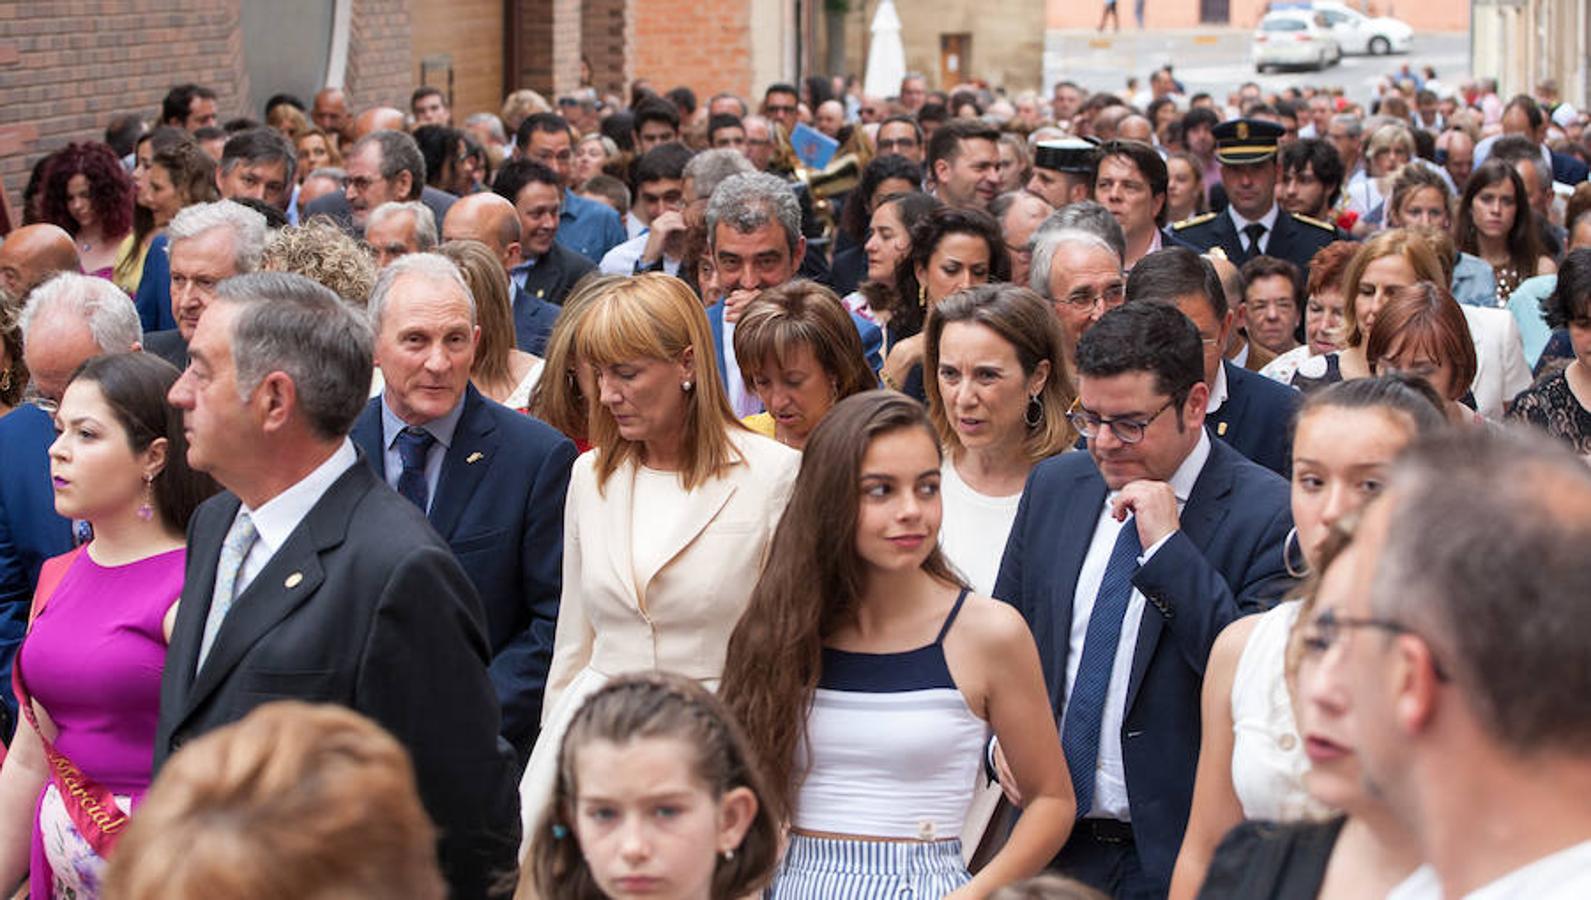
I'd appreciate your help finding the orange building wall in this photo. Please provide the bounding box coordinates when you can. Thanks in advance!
[634,0,755,100]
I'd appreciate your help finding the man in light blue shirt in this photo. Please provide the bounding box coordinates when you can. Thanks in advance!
[515,113,625,263]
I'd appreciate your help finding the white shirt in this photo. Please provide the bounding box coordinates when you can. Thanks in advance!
[1061,430,1211,820]
[598,231,681,277]
[719,318,762,418]
[1388,840,1591,900]
[229,439,359,597]
[937,459,1024,596]
[1226,203,1280,255]
[1207,359,1231,415]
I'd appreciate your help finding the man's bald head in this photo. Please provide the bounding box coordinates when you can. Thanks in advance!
[353,107,407,140]
[0,224,81,300]
[312,88,352,141]
[1116,114,1154,144]
[442,192,523,272]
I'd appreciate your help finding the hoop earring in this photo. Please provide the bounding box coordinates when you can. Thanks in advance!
[1024,393,1044,428]
[137,474,155,522]
[1283,526,1308,579]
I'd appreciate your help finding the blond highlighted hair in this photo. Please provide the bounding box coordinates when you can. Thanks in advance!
[575,273,744,490]
[1339,228,1445,348]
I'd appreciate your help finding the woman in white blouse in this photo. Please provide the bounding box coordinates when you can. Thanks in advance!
[1167,375,1448,899]
[923,283,1077,595]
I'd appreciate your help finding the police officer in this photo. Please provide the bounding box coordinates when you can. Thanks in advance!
[1168,118,1336,272]
[1027,137,1100,208]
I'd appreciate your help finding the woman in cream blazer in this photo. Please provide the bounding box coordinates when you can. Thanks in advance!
[518,274,800,843]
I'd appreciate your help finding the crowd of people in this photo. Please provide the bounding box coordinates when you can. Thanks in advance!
[0,56,1587,900]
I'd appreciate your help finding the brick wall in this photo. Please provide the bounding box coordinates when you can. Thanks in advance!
[634,0,754,101]
[345,0,412,111]
[0,0,247,217]
[583,0,632,97]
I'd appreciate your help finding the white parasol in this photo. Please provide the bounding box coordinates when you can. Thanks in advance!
[863,0,906,100]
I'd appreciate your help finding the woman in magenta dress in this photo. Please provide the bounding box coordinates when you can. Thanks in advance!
[35,143,136,284]
[0,353,216,899]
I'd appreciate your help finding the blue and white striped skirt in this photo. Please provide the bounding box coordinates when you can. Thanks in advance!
[768,834,972,899]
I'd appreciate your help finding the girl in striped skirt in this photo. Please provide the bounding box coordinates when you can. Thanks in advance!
[722,391,1076,899]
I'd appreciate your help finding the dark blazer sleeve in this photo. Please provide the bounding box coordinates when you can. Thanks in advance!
[491,432,577,751]
[356,543,521,899]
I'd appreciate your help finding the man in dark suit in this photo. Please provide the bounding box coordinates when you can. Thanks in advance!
[302,129,457,235]
[1168,118,1336,274]
[351,253,576,758]
[0,274,142,733]
[704,171,882,419]
[992,303,1294,897]
[493,159,593,354]
[1125,247,1301,476]
[142,201,269,370]
[160,272,518,899]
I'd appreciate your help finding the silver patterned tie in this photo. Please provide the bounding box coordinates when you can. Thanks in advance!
[197,511,259,671]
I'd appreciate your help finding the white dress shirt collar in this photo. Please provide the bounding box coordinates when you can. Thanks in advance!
[1206,361,1230,415]
[1227,202,1280,250]
[242,439,359,557]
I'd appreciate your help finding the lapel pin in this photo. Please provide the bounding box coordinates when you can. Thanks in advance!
[536,288,546,299]
[285,572,303,589]
[1217,422,1229,436]
[466,451,485,464]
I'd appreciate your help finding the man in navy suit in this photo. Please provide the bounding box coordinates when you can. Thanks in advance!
[704,171,882,418]
[992,303,1294,897]
[1125,247,1301,476]
[494,159,593,353]
[350,253,576,758]
[0,274,142,734]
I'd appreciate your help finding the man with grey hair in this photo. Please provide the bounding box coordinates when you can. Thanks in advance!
[741,115,777,171]
[159,271,519,899]
[303,129,457,235]
[0,273,141,731]
[1309,428,1591,899]
[1326,113,1365,180]
[364,200,439,268]
[1030,214,1127,378]
[216,128,297,213]
[705,171,881,414]
[351,253,575,760]
[992,190,1053,289]
[297,167,345,221]
[145,200,268,369]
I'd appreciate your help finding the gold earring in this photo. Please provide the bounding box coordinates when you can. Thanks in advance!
[917,283,927,308]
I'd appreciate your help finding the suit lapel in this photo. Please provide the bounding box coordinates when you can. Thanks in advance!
[1123,443,1235,713]
[1208,361,1247,445]
[167,494,237,707]
[1047,468,1107,705]
[707,303,729,392]
[1266,211,1295,263]
[602,462,640,609]
[177,466,368,724]
[636,474,737,607]
[1213,211,1246,264]
[428,387,498,540]
[349,399,386,479]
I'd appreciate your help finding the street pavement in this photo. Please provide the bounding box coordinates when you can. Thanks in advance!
[1043,28,1470,105]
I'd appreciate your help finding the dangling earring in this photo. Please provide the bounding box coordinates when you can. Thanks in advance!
[0,368,10,393]
[1024,393,1044,428]
[137,474,155,522]
[1283,527,1308,578]
[917,283,927,308]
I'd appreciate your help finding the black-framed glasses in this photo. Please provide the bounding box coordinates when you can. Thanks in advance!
[1302,607,1451,682]
[1067,398,1175,445]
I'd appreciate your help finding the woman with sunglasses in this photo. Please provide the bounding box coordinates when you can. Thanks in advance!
[1168,376,1446,899]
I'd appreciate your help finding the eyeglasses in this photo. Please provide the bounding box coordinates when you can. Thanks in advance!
[1301,608,1451,681]
[764,103,796,115]
[1067,397,1175,444]
[876,137,920,152]
[1056,282,1126,309]
[346,174,386,192]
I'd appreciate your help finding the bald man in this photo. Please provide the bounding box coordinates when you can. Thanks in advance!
[0,225,81,301]
[442,191,559,353]
[442,193,523,275]
[1116,114,1154,145]
[995,190,1054,288]
[353,107,407,140]
[312,87,353,147]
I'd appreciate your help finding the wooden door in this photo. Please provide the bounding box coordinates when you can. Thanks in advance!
[411,0,505,121]
[939,33,971,90]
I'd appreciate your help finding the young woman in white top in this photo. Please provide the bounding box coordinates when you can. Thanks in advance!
[722,391,1073,899]
[923,284,1078,594]
[1167,375,1448,899]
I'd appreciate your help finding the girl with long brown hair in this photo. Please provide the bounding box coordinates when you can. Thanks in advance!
[720,391,1073,898]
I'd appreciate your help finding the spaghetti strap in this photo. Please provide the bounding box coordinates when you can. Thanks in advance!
[933,588,971,644]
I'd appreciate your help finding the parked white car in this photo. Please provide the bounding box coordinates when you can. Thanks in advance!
[1253,11,1342,73]
[1311,1,1414,55]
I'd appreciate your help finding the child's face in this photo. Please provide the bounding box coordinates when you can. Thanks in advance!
[573,737,755,900]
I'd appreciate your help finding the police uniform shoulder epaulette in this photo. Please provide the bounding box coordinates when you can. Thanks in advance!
[1171,211,1218,231]
[1291,212,1337,232]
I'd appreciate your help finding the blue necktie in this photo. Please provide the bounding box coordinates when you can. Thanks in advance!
[395,427,436,512]
[1061,516,1142,817]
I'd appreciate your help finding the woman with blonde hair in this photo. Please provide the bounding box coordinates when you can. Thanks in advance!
[103,702,446,900]
[1288,228,1445,394]
[924,284,1078,594]
[528,274,624,451]
[734,281,877,449]
[1343,122,1416,232]
[517,273,801,840]
[437,239,545,411]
